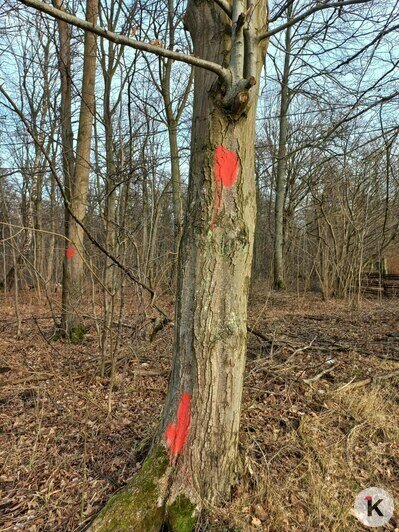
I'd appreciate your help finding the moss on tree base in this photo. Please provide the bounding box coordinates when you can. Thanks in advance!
[89,446,197,532]
[50,325,86,343]
[167,495,197,531]
[69,324,86,342]
[274,279,285,290]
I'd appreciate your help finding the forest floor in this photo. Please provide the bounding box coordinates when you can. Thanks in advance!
[0,284,398,531]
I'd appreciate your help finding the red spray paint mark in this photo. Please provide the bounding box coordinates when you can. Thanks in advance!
[212,146,239,229]
[66,246,76,260]
[164,392,191,459]
[214,145,239,188]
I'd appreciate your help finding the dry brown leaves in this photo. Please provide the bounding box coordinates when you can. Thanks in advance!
[1,286,398,531]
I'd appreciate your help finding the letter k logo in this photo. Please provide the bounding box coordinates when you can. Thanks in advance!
[365,496,384,517]
[354,488,394,527]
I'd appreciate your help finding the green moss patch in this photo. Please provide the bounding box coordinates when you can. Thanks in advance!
[90,446,169,531]
[167,495,197,532]
[69,324,86,343]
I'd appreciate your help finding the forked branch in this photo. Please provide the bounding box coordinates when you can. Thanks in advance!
[258,0,374,42]
[213,0,232,18]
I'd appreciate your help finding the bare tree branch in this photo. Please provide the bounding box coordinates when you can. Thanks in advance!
[17,0,230,83]
[258,0,374,42]
[268,0,295,24]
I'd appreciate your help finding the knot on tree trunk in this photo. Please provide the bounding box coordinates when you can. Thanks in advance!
[221,76,256,119]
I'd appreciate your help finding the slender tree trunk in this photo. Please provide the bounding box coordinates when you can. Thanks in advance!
[0,180,12,292]
[273,5,292,290]
[168,120,183,258]
[100,75,117,374]
[159,0,192,276]
[142,169,149,278]
[61,0,98,339]
[46,167,56,285]
[145,183,162,287]
[0,180,7,294]
[35,169,43,279]
[54,0,76,324]
[90,0,267,528]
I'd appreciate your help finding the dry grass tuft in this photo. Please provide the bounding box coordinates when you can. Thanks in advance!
[212,384,399,531]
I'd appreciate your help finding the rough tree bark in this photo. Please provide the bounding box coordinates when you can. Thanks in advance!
[90,0,267,529]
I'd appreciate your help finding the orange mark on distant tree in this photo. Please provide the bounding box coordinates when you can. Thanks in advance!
[66,246,76,260]
[212,146,239,229]
[164,392,191,459]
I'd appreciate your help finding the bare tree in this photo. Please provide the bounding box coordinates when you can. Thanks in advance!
[5,0,391,528]
[273,1,292,289]
[54,0,99,339]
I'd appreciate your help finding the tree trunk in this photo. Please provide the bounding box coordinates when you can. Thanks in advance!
[54,0,75,325]
[159,0,192,278]
[100,67,118,374]
[168,120,183,259]
[90,0,267,529]
[46,165,56,285]
[273,5,292,290]
[61,0,98,340]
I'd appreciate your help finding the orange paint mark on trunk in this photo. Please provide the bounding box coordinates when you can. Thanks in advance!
[66,246,76,260]
[214,145,239,188]
[164,392,191,459]
[212,146,239,229]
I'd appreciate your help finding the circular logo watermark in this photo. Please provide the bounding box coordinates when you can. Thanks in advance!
[354,487,394,528]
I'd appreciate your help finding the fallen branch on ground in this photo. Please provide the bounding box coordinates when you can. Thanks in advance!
[336,370,399,391]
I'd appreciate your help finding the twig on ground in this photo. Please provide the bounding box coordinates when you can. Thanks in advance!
[303,365,337,384]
